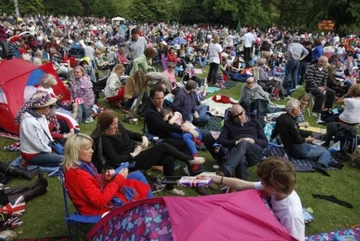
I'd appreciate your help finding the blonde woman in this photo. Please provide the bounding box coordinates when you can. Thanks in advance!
[207,35,223,84]
[104,64,126,108]
[124,70,149,113]
[62,133,152,216]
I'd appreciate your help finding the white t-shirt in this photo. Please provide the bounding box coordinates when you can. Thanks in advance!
[254,182,305,241]
[243,32,255,48]
[208,43,223,64]
[339,98,360,124]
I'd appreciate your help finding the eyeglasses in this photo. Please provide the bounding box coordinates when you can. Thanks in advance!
[246,81,254,85]
[232,111,243,118]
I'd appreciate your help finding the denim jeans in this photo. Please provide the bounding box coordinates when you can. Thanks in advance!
[223,141,264,179]
[170,129,203,156]
[283,60,300,93]
[198,57,207,68]
[188,104,210,123]
[28,152,64,167]
[128,171,153,198]
[77,103,91,123]
[290,143,332,167]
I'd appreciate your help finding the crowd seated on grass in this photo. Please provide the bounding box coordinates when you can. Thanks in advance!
[92,110,206,196]
[2,14,360,240]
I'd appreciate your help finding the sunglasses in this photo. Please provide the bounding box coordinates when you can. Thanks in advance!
[246,81,254,85]
[232,111,243,118]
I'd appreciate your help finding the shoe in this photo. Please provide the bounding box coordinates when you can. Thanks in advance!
[311,112,320,118]
[189,157,206,165]
[329,161,344,169]
[151,165,164,173]
[84,116,94,124]
[195,186,211,196]
[166,188,185,196]
[314,163,330,176]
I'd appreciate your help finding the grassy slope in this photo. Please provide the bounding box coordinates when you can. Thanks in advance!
[0,72,359,238]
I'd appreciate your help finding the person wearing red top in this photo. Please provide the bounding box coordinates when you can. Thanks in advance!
[63,133,151,216]
[167,47,179,62]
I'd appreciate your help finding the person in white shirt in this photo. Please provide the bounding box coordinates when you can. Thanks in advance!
[126,27,148,60]
[207,36,223,84]
[243,30,256,66]
[338,84,360,125]
[198,156,305,241]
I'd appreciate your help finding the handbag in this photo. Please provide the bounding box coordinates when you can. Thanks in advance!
[49,141,64,155]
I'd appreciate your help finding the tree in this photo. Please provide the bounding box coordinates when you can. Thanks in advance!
[43,0,83,16]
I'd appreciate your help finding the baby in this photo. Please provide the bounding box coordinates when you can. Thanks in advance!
[161,108,202,155]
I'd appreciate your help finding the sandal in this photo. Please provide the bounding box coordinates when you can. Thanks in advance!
[166,188,185,196]
[189,157,206,165]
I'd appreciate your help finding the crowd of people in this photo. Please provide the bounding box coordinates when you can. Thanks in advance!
[1,13,360,241]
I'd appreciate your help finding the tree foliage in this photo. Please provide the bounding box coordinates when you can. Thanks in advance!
[1,0,359,34]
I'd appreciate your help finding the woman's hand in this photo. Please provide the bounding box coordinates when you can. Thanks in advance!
[131,145,143,157]
[141,136,149,149]
[119,168,129,179]
[105,169,115,180]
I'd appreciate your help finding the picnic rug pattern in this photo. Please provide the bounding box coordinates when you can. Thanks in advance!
[306,225,360,241]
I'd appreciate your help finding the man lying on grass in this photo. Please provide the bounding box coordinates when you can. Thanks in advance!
[198,156,305,241]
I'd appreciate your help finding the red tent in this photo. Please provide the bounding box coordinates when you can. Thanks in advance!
[0,59,70,134]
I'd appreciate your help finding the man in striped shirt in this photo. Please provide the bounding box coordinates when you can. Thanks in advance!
[305,56,335,117]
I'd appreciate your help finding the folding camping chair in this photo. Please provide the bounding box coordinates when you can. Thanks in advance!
[59,171,101,241]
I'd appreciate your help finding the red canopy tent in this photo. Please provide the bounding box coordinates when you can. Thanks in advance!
[0,59,70,134]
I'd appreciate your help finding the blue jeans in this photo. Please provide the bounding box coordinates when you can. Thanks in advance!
[188,105,210,123]
[128,171,153,198]
[198,57,207,68]
[283,60,300,93]
[291,143,332,167]
[28,152,64,167]
[170,129,203,156]
[77,103,91,123]
[223,141,264,179]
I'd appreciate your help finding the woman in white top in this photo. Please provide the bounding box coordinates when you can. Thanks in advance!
[104,64,126,107]
[338,84,360,125]
[16,91,64,167]
[207,35,223,84]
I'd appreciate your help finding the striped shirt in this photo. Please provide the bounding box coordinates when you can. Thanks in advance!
[305,64,328,91]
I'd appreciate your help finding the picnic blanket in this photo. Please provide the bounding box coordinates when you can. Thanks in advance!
[306,225,360,241]
[10,156,60,175]
[202,96,238,117]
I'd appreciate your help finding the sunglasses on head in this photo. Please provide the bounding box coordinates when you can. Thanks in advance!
[232,111,243,118]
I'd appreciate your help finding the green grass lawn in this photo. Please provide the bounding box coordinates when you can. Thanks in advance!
[0,70,359,238]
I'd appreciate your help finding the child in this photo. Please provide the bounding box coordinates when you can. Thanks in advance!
[297,93,311,128]
[160,108,203,158]
[199,156,305,241]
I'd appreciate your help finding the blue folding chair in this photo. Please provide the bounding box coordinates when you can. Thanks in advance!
[59,171,101,241]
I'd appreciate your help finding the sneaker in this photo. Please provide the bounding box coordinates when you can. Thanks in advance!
[84,116,94,124]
